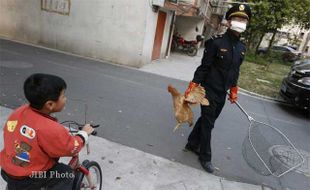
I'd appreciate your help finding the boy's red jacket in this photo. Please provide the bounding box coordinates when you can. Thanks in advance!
[0,105,85,177]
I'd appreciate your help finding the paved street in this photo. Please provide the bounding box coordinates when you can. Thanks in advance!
[0,106,263,190]
[0,39,309,190]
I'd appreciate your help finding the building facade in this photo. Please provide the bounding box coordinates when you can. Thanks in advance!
[0,0,226,67]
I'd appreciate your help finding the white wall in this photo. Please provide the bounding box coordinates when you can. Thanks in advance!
[175,16,204,41]
[0,0,157,67]
[0,0,41,43]
[299,31,310,57]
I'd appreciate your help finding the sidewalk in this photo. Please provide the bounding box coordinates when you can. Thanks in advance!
[140,51,203,82]
[0,106,263,190]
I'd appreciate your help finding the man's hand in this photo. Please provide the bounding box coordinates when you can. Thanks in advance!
[229,86,238,103]
[185,81,199,98]
[82,124,94,136]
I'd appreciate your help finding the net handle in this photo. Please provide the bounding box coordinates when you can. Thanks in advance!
[235,101,253,121]
[228,93,254,122]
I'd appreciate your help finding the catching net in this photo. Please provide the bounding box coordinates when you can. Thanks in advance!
[235,101,304,177]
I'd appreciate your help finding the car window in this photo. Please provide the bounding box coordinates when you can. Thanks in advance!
[277,47,289,52]
[272,46,294,52]
[284,46,294,52]
[274,46,290,52]
[301,60,310,64]
[272,46,280,50]
[274,46,284,52]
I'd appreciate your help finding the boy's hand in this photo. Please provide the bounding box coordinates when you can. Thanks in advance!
[82,124,94,135]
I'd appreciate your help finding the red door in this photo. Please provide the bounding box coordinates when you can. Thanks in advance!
[152,11,167,60]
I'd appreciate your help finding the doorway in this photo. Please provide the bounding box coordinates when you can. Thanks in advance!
[152,11,167,60]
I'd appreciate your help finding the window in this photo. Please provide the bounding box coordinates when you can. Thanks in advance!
[41,0,70,15]
[169,0,179,3]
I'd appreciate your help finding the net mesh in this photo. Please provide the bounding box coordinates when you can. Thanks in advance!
[242,120,304,177]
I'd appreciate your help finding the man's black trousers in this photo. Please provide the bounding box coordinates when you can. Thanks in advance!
[187,94,226,162]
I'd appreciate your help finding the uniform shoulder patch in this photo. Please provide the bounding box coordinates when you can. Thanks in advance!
[210,34,223,40]
[240,41,247,50]
[239,38,247,46]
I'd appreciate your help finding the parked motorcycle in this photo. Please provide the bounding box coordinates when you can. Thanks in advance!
[171,33,204,56]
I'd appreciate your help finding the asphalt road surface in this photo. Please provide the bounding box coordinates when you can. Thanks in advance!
[1,39,309,190]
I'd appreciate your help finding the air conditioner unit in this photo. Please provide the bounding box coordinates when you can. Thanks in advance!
[152,0,165,7]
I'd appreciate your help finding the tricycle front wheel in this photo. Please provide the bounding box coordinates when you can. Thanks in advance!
[73,160,102,190]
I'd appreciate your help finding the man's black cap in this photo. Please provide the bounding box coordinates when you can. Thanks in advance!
[225,4,252,20]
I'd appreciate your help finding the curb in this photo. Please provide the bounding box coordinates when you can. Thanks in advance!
[0,37,142,70]
[238,88,289,105]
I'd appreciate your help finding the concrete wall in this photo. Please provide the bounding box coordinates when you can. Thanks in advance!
[0,0,158,67]
[175,16,204,41]
[299,31,310,57]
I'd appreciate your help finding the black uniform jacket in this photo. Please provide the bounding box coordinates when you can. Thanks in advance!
[192,29,246,98]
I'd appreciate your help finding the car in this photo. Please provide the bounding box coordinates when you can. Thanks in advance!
[286,45,298,50]
[292,59,310,68]
[257,45,302,62]
[280,62,310,109]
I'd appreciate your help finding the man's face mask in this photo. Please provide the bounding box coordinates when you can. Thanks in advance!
[230,20,247,33]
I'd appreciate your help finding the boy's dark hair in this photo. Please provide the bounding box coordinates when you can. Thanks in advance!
[23,73,67,110]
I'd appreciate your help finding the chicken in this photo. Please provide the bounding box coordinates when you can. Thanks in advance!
[168,85,209,132]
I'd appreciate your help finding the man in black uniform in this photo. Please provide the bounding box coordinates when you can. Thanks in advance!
[184,3,252,173]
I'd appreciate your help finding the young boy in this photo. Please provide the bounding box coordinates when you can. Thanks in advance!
[0,73,94,190]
